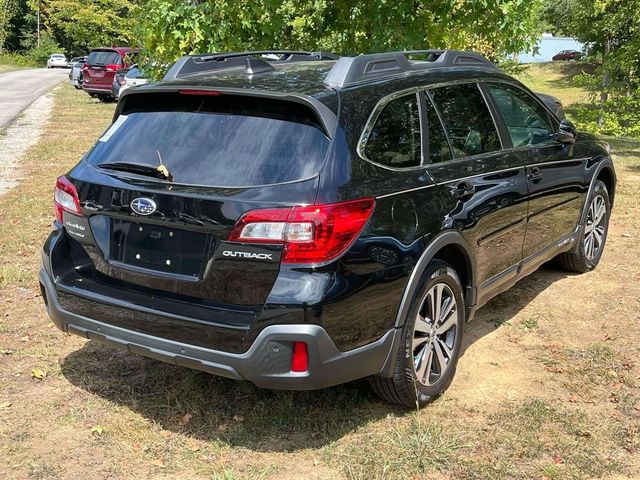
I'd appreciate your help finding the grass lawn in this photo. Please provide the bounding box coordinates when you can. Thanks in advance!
[0,65,638,480]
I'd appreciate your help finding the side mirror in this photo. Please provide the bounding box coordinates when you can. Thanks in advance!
[556,119,577,144]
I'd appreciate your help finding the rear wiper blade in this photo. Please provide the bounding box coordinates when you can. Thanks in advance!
[97,162,171,180]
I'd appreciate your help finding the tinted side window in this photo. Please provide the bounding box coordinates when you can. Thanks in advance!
[423,93,453,164]
[364,93,421,168]
[488,84,554,147]
[430,83,500,158]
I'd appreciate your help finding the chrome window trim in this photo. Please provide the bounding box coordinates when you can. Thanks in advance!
[357,87,424,172]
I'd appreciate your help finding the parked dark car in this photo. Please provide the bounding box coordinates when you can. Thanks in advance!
[536,92,565,119]
[82,47,137,101]
[110,66,133,99]
[41,50,615,407]
[552,50,582,61]
[68,56,87,90]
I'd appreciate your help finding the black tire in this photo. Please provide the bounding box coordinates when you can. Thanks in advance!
[556,180,610,273]
[370,260,465,408]
[97,95,112,103]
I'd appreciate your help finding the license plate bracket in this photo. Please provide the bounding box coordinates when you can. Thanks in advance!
[109,220,210,278]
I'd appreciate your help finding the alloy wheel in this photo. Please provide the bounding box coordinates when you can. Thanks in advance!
[412,282,459,386]
[584,194,607,261]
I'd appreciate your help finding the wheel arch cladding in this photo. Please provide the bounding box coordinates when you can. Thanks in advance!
[596,165,615,208]
[394,231,477,329]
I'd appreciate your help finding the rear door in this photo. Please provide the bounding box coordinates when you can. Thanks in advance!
[65,92,333,309]
[484,82,587,261]
[424,82,529,301]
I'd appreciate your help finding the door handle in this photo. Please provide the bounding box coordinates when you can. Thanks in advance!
[528,167,543,183]
[452,181,475,200]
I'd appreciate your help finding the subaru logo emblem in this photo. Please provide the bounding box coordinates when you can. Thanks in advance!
[130,197,157,216]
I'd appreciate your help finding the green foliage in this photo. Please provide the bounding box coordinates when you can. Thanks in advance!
[0,51,36,67]
[574,96,640,137]
[137,0,544,76]
[40,0,139,56]
[542,0,640,137]
[0,0,19,52]
[22,31,62,65]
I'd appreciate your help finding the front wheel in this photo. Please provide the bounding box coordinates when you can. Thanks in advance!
[556,180,610,273]
[370,260,465,408]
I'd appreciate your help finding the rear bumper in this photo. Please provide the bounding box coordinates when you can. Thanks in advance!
[39,268,399,390]
[82,84,111,95]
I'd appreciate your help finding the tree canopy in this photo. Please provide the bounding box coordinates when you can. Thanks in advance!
[138,0,543,67]
[542,0,640,135]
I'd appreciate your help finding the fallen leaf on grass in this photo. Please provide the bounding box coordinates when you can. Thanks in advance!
[91,426,105,436]
[569,395,578,403]
[152,459,166,468]
[552,454,565,464]
[0,401,12,409]
[0,349,12,355]
[31,368,47,380]
[179,413,192,425]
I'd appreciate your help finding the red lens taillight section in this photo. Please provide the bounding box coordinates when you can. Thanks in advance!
[105,64,120,72]
[228,198,375,264]
[54,176,81,223]
[290,342,308,373]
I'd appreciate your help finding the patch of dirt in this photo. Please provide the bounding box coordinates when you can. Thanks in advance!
[0,90,55,197]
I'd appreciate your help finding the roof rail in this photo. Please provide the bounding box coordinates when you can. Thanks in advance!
[323,50,498,88]
[163,50,339,80]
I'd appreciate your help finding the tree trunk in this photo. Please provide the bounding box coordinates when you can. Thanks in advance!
[598,36,611,129]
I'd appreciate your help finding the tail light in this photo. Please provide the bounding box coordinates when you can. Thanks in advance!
[54,176,81,223]
[290,342,308,373]
[106,64,120,72]
[228,198,375,264]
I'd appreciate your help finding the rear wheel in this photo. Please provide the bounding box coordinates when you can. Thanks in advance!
[370,260,464,408]
[556,180,610,273]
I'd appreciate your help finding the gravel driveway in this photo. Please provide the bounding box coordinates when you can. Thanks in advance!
[0,68,68,130]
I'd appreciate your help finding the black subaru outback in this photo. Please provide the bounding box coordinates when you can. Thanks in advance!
[40,50,616,407]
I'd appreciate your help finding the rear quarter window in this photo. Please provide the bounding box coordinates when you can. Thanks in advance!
[87,93,331,187]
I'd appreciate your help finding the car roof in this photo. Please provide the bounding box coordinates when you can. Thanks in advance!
[90,47,134,54]
[158,61,336,100]
[152,58,506,101]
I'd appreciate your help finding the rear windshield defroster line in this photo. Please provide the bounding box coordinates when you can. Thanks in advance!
[86,93,331,188]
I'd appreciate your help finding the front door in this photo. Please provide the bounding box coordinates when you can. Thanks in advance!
[484,82,587,260]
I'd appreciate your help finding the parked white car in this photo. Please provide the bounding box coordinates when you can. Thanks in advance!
[47,54,68,68]
[118,66,148,97]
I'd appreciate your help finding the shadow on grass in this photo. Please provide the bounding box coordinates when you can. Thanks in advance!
[61,263,571,452]
[462,263,572,355]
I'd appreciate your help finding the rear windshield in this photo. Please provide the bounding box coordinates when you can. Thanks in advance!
[88,50,121,66]
[86,93,330,187]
